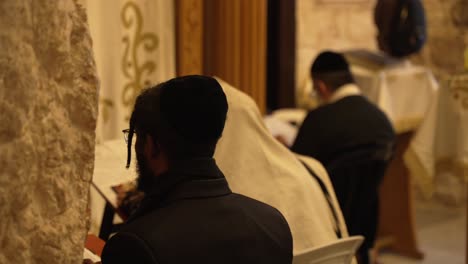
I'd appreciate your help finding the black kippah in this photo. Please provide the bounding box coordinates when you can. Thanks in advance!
[311,51,350,74]
[159,75,228,142]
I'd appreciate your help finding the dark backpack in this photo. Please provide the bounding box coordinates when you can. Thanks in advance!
[375,0,427,58]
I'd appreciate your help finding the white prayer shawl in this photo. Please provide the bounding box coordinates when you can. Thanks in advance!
[214,78,349,253]
[328,83,362,104]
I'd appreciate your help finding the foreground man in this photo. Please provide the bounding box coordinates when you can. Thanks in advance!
[101,75,293,263]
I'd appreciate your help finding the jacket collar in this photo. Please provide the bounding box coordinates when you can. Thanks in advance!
[127,158,231,222]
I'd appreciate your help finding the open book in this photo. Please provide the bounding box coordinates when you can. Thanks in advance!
[93,139,142,218]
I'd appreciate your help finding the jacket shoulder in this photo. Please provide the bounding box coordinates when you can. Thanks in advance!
[101,231,159,264]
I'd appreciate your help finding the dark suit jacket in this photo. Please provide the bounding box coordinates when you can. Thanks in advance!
[291,95,395,165]
[292,94,394,264]
[101,158,293,264]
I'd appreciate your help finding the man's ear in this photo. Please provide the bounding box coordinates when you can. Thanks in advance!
[144,134,160,159]
[316,80,329,97]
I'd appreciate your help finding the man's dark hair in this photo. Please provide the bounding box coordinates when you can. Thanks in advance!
[310,51,354,91]
[126,75,228,167]
[374,0,426,58]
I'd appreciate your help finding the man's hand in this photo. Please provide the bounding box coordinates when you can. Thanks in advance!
[274,135,289,146]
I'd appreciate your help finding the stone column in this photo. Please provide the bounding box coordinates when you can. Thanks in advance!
[0,0,98,263]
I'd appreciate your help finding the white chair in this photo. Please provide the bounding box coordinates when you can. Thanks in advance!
[293,236,364,264]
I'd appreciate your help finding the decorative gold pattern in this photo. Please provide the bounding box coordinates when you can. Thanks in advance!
[121,1,159,119]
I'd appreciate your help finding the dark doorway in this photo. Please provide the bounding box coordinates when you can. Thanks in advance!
[267,0,296,111]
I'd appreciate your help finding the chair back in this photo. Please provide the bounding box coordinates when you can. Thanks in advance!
[326,142,394,171]
[325,142,394,264]
[293,236,364,264]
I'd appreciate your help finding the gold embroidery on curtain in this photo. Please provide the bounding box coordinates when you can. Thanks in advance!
[121,1,159,120]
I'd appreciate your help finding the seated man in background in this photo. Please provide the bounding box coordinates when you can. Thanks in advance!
[291,51,395,264]
[101,75,293,264]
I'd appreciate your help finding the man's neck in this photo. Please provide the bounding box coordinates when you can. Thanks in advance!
[328,83,361,104]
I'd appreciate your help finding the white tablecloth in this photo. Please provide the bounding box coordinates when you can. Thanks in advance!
[404,73,468,200]
[351,62,438,133]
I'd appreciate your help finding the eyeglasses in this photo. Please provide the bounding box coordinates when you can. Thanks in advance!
[122,129,134,144]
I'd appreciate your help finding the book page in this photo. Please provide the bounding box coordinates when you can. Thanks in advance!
[92,139,137,208]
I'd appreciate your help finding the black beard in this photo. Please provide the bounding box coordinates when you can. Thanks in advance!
[136,150,156,194]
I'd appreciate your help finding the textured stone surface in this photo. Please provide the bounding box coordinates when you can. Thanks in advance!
[412,0,468,78]
[296,0,377,89]
[0,0,98,263]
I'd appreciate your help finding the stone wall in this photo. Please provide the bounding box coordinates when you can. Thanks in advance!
[0,0,98,263]
[295,0,377,90]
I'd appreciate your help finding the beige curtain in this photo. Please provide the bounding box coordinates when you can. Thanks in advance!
[204,0,267,113]
[86,0,176,142]
[176,0,267,113]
